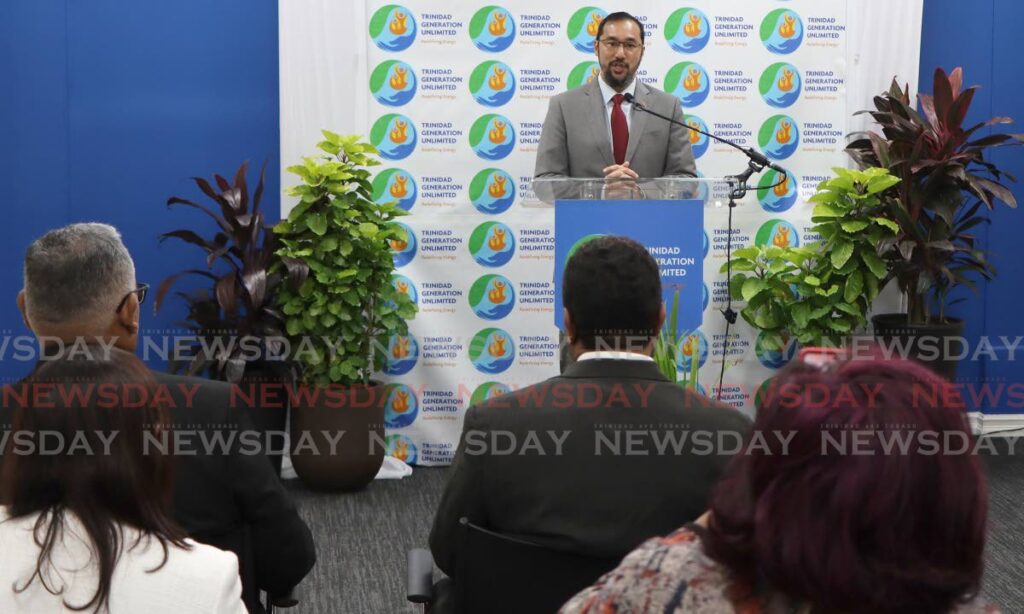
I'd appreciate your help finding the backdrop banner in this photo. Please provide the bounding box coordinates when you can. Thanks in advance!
[362,0,848,465]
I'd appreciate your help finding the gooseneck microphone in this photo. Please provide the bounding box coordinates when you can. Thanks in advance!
[621,92,788,176]
[622,92,789,403]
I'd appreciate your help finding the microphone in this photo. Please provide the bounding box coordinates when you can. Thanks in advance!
[622,93,788,175]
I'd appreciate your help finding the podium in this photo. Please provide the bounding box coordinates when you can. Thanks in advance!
[527,176,755,336]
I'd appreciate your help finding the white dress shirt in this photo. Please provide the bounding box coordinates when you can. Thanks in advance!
[597,74,637,158]
[577,350,654,362]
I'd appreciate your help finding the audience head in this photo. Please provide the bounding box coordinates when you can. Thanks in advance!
[1,348,187,612]
[706,349,987,614]
[562,235,664,356]
[19,223,143,351]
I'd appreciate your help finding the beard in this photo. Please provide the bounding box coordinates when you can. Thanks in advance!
[602,61,634,90]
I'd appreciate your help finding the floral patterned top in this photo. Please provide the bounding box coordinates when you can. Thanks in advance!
[560,525,999,614]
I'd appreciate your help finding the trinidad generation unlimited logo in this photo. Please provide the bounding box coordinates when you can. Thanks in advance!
[665,62,710,107]
[372,168,417,211]
[760,9,804,54]
[665,8,710,53]
[369,5,417,51]
[469,221,515,267]
[567,7,608,52]
[759,62,802,108]
[469,6,516,52]
[469,168,516,214]
[370,114,417,160]
[469,328,516,374]
[469,274,516,320]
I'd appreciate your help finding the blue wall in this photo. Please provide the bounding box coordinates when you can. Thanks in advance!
[919,0,1024,414]
[0,0,279,382]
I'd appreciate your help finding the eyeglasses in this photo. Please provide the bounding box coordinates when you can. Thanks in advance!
[116,283,149,314]
[598,39,644,52]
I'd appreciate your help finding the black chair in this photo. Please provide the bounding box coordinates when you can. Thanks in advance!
[264,587,299,614]
[407,517,622,613]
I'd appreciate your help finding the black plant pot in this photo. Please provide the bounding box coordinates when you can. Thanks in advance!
[289,382,386,492]
[871,313,966,380]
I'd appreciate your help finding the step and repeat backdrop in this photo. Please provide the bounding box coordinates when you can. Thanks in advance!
[361,0,848,465]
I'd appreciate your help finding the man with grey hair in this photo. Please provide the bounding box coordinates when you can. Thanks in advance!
[6,223,316,614]
[18,223,144,352]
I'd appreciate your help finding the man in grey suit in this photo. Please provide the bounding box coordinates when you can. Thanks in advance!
[535,12,697,180]
[428,236,749,612]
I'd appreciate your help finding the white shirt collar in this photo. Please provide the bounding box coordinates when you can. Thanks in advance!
[597,74,638,107]
[577,350,654,363]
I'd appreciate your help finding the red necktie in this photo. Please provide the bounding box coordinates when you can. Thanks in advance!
[611,93,629,165]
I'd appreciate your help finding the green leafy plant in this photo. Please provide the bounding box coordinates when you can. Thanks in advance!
[653,288,699,388]
[724,167,900,347]
[155,161,302,382]
[274,131,416,386]
[847,67,1024,323]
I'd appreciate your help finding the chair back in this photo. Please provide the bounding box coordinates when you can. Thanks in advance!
[456,518,622,614]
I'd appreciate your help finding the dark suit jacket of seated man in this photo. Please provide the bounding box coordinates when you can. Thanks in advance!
[428,235,750,612]
[5,222,316,614]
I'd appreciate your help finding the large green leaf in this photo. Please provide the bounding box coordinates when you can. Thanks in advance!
[831,241,854,269]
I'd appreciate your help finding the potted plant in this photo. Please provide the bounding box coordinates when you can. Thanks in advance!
[155,162,303,474]
[724,167,899,350]
[847,67,1024,378]
[653,288,700,389]
[274,130,416,491]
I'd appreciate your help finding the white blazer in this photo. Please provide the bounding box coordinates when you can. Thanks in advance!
[0,507,247,613]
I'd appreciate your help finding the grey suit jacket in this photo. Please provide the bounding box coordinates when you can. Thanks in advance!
[428,359,750,580]
[534,78,698,179]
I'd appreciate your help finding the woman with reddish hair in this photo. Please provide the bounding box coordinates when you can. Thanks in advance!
[561,350,996,613]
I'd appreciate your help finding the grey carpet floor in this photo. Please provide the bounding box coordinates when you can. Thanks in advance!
[285,448,1024,614]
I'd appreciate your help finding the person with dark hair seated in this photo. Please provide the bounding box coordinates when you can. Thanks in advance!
[562,349,997,613]
[429,235,749,612]
[4,223,315,613]
[0,349,246,613]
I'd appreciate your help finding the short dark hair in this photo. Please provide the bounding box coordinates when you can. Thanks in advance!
[596,11,646,43]
[563,235,661,351]
[705,352,988,613]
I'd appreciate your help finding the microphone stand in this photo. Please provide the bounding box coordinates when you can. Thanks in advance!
[624,94,787,403]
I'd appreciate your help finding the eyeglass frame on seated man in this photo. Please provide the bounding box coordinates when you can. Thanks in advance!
[597,38,646,52]
[115,283,149,314]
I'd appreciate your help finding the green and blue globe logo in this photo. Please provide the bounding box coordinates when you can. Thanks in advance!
[389,222,417,268]
[567,61,600,90]
[372,168,417,211]
[470,114,515,160]
[702,282,709,312]
[760,9,803,54]
[567,7,608,52]
[384,384,418,429]
[370,60,417,106]
[665,8,710,53]
[369,5,417,52]
[384,333,418,376]
[755,331,798,369]
[757,169,798,213]
[471,381,512,406]
[675,331,708,371]
[702,229,709,258]
[386,434,417,464]
[665,62,710,107]
[469,221,515,267]
[760,63,802,108]
[755,219,800,249]
[758,115,800,160]
[470,61,516,107]
[469,275,515,320]
[470,328,516,374]
[470,6,516,52]
[391,275,418,307]
[683,114,710,158]
[370,114,417,160]
[469,168,515,214]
